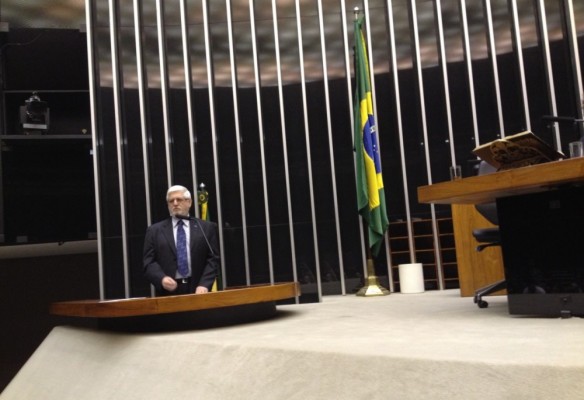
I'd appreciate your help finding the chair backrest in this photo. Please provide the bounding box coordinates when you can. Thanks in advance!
[475,161,498,225]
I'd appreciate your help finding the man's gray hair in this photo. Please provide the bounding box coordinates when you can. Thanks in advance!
[166,185,192,201]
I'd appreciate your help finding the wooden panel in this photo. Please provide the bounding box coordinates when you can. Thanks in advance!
[50,282,300,318]
[452,205,505,297]
[418,158,584,205]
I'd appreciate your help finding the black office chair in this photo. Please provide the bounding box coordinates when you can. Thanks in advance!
[472,161,506,308]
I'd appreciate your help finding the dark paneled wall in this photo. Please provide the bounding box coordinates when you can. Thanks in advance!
[0,29,95,244]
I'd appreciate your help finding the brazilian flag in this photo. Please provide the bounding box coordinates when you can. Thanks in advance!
[353,16,389,256]
[198,187,209,221]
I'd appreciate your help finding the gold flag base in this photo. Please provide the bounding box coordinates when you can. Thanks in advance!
[356,258,390,297]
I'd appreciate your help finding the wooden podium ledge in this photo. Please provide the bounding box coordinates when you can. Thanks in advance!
[51,282,300,318]
[50,282,300,332]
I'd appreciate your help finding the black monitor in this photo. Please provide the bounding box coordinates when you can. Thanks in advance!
[20,92,49,133]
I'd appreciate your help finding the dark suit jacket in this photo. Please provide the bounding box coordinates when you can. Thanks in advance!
[143,217,220,294]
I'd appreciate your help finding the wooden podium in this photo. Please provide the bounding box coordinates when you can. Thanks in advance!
[51,282,300,331]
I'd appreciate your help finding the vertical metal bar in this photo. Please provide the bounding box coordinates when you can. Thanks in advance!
[341,1,368,291]
[272,0,299,299]
[483,0,505,136]
[409,2,433,191]
[385,0,410,293]
[535,0,560,147]
[85,0,105,300]
[435,0,456,167]
[133,0,151,227]
[202,0,226,284]
[563,0,584,137]
[316,0,345,295]
[155,0,173,186]
[133,0,154,297]
[409,0,440,291]
[459,0,481,147]
[509,0,531,131]
[179,0,200,214]
[248,0,274,284]
[108,0,130,298]
[432,0,451,289]
[295,0,322,301]
[225,0,251,285]
[363,1,378,131]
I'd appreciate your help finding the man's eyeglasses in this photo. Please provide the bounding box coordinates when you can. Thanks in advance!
[168,198,188,204]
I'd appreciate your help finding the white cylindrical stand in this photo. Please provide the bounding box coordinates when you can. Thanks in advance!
[398,263,425,294]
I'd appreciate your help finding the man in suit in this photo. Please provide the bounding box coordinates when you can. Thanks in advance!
[143,185,220,296]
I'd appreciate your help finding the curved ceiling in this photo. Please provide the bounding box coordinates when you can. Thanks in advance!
[2,1,583,88]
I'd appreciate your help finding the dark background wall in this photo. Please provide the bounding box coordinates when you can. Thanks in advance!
[0,28,97,392]
[0,29,94,244]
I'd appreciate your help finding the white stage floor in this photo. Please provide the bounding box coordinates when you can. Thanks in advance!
[2,290,583,399]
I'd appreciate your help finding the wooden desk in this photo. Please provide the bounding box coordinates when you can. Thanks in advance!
[418,158,584,317]
[451,204,504,297]
[418,157,584,205]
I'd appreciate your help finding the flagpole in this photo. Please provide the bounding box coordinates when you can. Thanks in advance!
[352,7,389,297]
[198,182,220,292]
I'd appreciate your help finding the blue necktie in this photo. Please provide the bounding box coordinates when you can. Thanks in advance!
[176,220,189,277]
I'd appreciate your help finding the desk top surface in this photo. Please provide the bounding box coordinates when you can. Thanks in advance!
[418,157,584,205]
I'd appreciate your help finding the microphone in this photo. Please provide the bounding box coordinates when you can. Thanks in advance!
[174,214,215,256]
[541,115,578,124]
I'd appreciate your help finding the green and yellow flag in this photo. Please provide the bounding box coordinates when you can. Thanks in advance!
[198,187,209,221]
[353,16,389,256]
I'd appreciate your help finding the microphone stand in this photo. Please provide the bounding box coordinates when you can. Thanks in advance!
[541,115,584,148]
[175,214,221,291]
[175,214,215,256]
[541,115,580,125]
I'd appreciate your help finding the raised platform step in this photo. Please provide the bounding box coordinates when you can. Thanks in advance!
[2,290,584,399]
